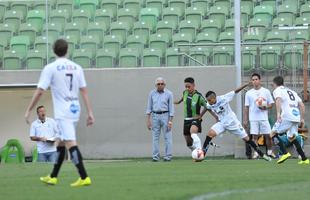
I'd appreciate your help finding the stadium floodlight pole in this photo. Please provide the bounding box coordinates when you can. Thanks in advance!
[234,0,242,120]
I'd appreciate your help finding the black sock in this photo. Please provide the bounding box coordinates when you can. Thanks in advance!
[50,146,66,178]
[246,140,264,157]
[291,139,307,161]
[69,146,88,179]
[203,136,213,150]
[274,135,288,154]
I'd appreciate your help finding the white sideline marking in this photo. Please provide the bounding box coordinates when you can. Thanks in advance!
[191,182,310,200]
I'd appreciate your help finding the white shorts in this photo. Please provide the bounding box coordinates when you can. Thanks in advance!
[272,120,299,138]
[211,122,248,139]
[56,119,78,141]
[250,120,271,135]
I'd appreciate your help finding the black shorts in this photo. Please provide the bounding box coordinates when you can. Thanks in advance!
[183,119,202,136]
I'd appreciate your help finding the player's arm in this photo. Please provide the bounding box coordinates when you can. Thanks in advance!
[234,82,251,94]
[25,88,45,124]
[243,106,249,129]
[275,97,282,122]
[298,101,305,127]
[30,136,47,142]
[174,97,183,104]
[207,109,219,122]
[80,87,95,126]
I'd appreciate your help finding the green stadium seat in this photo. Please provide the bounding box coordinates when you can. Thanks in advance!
[300,3,310,19]
[42,23,63,40]
[241,45,256,72]
[295,16,310,26]
[166,47,185,66]
[145,0,166,16]
[172,33,193,51]
[179,20,199,40]
[19,23,39,45]
[133,21,152,41]
[103,34,124,55]
[212,45,234,65]
[243,30,265,42]
[50,9,70,29]
[80,35,100,57]
[248,17,270,31]
[142,48,162,67]
[208,5,230,27]
[80,0,99,18]
[0,139,25,163]
[185,6,205,26]
[0,1,8,22]
[272,17,293,28]
[110,21,131,42]
[10,35,30,58]
[10,2,31,19]
[231,5,251,27]
[72,9,92,30]
[214,0,231,8]
[241,0,254,13]
[3,50,23,70]
[253,5,274,22]
[26,10,45,31]
[119,48,140,67]
[149,33,170,54]
[218,31,234,43]
[277,4,297,20]
[95,8,113,28]
[196,31,218,43]
[87,21,107,43]
[260,0,276,11]
[32,0,54,12]
[126,34,148,53]
[191,0,209,14]
[140,7,160,31]
[288,30,309,42]
[156,20,177,41]
[34,36,55,52]
[73,48,93,68]
[64,22,84,42]
[201,19,222,35]
[118,8,138,28]
[57,0,74,17]
[162,7,183,26]
[96,48,117,68]
[26,49,46,69]
[265,30,288,42]
[64,35,79,57]
[4,10,23,31]
[224,18,234,32]
[168,0,189,14]
[101,0,122,18]
[123,0,142,13]
[283,44,303,70]
[260,45,281,71]
[0,23,15,47]
[189,46,210,66]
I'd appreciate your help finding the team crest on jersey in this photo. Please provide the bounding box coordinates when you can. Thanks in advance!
[70,103,79,114]
[292,109,300,116]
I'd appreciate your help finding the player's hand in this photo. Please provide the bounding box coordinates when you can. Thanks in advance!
[41,137,47,142]
[173,100,179,105]
[24,110,31,124]
[168,121,172,130]
[258,106,267,110]
[147,119,152,130]
[243,120,248,129]
[86,113,95,126]
[300,119,305,128]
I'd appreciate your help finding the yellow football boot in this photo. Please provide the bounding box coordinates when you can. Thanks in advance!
[277,152,291,164]
[40,175,57,185]
[298,159,310,165]
[70,177,92,187]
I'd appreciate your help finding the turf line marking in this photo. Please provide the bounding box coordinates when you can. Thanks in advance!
[191,181,310,200]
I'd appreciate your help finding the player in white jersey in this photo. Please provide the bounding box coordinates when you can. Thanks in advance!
[270,76,309,165]
[25,39,95,186]
[244,73,275,159]
[199,83,271,161]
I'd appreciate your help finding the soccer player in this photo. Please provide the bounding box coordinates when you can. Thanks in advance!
[25,39,95,186]
[270,76,309,164]
[174,77,213,151]
[201,83,271,161]
[243,73,275,159]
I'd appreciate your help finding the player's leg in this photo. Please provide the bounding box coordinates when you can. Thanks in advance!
[151,114,161,161]
[190,120,202,150]
[287,124,309,164]
[202,122,223,154]
[260,120,276,158]
[162,114,172,161]
[249,121,259,159]
[184,120,194,150]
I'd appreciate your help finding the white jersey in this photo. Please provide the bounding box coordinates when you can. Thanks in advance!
[245,87,274,121]
[207,91,240,129]
[30,117,59,153]
[273,86,302,122]
[37,58,87,121]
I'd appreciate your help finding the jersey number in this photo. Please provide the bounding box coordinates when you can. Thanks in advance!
[66,73,73,91]
[287,91,295,101]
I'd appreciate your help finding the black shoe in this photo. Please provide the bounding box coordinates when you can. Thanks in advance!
[163,159,171,162]
[152,159,159,162]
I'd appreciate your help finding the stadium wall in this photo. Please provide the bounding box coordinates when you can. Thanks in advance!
[0,67,239,159]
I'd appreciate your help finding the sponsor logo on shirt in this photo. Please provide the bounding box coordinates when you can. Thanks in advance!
[292,109,300,116]
[70,103,79,114]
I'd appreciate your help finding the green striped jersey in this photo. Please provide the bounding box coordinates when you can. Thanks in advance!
[182,90,207,119]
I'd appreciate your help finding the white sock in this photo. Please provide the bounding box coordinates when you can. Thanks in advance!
[267,149,273,155]
[191,133,202,149]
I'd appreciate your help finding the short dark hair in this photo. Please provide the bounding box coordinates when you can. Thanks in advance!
[36,105,44,113]
[184,77,195,84]
[273,76,284,86]
[53,39,68,57]
[251,73,261,80]
[205,91,216,98]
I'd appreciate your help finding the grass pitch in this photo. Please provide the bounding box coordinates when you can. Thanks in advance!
[0,158,309,200]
